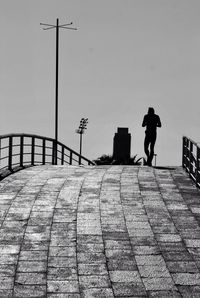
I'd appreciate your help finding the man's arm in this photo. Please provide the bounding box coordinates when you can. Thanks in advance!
[142,115,147,127]
[157,116,161,127]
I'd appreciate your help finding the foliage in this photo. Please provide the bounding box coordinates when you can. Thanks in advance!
[93,154,143,165]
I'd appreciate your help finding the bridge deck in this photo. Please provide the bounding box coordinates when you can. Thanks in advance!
[0,165,200,297]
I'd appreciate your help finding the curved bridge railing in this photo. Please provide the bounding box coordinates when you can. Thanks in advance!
[182,136,200,188]
[0,133,95,173]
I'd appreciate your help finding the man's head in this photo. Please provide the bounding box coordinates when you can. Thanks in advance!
[148,107,155,115]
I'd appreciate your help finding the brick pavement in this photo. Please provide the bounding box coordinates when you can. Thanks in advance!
[0,165,200,297]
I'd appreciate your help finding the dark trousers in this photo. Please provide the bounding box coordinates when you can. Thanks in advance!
[144,132,156,165]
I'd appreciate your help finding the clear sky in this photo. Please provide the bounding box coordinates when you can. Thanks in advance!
[1,0,200,166]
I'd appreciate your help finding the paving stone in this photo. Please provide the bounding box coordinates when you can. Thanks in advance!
[0,276,14,289]
[105,249,133,259]
[138,265,171,277]
[0,254,18,264]
[77,242,104,253]
[132,245,160,255]
[0,290,13,298]
[79,275,111,289]
[21,241,49,251]
[158,242,186,252]
[77,235,103,244]
[142,277,175,290]
[166,261,199,273]
[180,229,200,239]
[0,264,16,276]
[47,280,79,293]
[81,288,114,297]
[47,294,80,298]
[48,257,76,268]
[47,267,78,280]
[15,272,46,285]
[135,255,166,266]
[19,250,48,261]
[17,261,47,272]
[107,258,137,271]
[112,282,146,296]
[148,290,182,297]
[185,239,200,247]
[77,252,106,263]
[109,270,142,283]
[104,240,131,250]
[177,285,200,297]
[13,284,46,297]
[78,263,108,275]
[50,237,76,246]
[188,248,200,259]
[0,245,20,254]
[155,234,182,243]
[49,246,76,257]
[130,236,157,246]
[172,273,200,285]
[77,224,102,235]
[102,231,130,240]
[162,251,192,261]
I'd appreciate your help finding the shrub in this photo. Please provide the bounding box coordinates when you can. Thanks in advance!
[93,154,143,165]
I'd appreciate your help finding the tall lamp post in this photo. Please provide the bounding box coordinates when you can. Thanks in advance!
[40,18,77,165]
[76,118,88,165]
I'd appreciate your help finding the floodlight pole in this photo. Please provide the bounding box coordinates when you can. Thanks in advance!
[79,132,83,157]
[40,18,77,165]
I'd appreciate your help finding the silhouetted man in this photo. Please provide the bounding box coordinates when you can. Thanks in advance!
[142,107,161,166]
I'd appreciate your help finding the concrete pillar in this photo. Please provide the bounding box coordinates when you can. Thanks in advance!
[113,127,131,162]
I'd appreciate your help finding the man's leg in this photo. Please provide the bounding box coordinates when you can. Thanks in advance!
[149,135,156,166]
[144,136,150,164]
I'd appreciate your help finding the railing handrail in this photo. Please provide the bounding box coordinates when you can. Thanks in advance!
[182,136,200,188]
[0,133,91,162]
[0,133,95,176]
[183,135,199,147]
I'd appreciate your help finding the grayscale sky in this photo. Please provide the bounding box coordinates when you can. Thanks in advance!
[1,0,200,166]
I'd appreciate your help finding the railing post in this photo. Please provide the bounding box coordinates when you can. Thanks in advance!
[182,137,186,168]
[42,139,46,165]
[189,140,193,177]
[8,136,13,171]
[185,138,189,171]
[61,146,64,165]
[52,141,54,165]
[0,139,1,169]
[55,140,57,165]
[70,151,72,165]
[20,136,24,167]
[52,140,57,165]
[31,137,35,166]
[196,146,200,187]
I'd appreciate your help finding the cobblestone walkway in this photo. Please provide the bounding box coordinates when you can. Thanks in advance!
[0,165,200,297]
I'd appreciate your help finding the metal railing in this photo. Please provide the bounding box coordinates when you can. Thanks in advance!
[0,133,95,173]
[182,136,200,188]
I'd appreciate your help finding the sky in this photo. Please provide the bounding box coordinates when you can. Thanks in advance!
[1,0,200,166]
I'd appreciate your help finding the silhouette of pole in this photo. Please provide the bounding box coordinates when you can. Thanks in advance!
[40,18,77,164]
[55,18,59,143]
[76,118,88,165]
[79,132,83,157]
